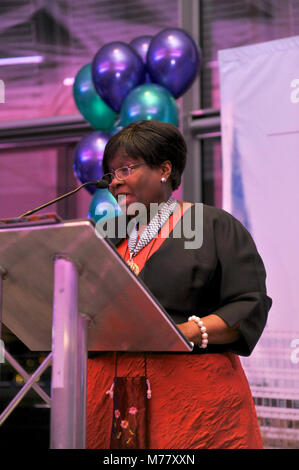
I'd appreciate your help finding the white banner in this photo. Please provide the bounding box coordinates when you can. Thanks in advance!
[219,36,299,448]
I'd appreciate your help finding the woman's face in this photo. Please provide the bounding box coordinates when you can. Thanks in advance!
[106,148,172,214]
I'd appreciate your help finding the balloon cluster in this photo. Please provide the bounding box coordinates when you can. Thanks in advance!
[72,28,201,217]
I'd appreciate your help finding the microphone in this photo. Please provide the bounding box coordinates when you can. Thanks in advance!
[18,179,109,218]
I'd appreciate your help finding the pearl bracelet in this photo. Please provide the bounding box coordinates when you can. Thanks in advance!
[188,315,208,349]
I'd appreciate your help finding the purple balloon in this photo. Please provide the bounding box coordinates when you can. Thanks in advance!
[130,35,153,63]
[147,28,201,98]
[73,131,112,194]
[92,41,146,113]
[130,35,153,84]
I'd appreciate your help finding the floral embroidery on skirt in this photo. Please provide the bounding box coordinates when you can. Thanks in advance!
[109,376,149,449]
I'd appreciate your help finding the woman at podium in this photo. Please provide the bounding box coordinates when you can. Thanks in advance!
[86,120,272,449]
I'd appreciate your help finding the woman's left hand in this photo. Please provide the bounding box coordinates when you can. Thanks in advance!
[177,314,241,347]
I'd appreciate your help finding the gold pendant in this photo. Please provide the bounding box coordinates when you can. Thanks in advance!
[127,258,140,275]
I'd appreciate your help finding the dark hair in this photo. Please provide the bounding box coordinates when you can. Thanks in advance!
[102,120,187,190]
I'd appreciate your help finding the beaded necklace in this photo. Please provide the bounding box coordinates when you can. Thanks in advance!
[126,196,177,275]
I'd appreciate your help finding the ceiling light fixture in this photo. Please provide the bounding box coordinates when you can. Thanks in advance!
[0,55,44,66]
[63,77,74,86]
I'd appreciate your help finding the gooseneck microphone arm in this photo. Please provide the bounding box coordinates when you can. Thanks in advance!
[19,179,109,218]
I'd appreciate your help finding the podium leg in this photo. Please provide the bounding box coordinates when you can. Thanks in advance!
[50,256,88,449]
[0,266,7,342]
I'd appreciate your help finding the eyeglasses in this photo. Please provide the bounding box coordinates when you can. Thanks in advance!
[102,163,144,185]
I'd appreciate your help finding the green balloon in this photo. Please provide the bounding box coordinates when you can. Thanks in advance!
[73,64,118,131]
[120,83,179,127]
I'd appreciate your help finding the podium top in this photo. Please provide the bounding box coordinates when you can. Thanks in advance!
[0,219,192,353]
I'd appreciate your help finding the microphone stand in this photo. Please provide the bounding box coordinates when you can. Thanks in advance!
[0,180,108,356]
[19,179,109,218]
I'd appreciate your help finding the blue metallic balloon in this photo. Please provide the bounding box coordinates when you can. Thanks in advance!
[110,121,124,135]
[147,28,201,98]
[73,131,112,194]
[120,83,178,127]
[89,188,122,225]
[92,41,146,113]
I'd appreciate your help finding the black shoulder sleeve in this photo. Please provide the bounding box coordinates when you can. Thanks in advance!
[211,208,272,356]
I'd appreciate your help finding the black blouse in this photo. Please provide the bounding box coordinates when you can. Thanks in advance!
[105,203,272,357]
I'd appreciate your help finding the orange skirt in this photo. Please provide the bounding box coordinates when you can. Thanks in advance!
[86,352,263,449]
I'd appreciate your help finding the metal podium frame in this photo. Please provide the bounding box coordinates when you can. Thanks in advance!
[0,219,192,449]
